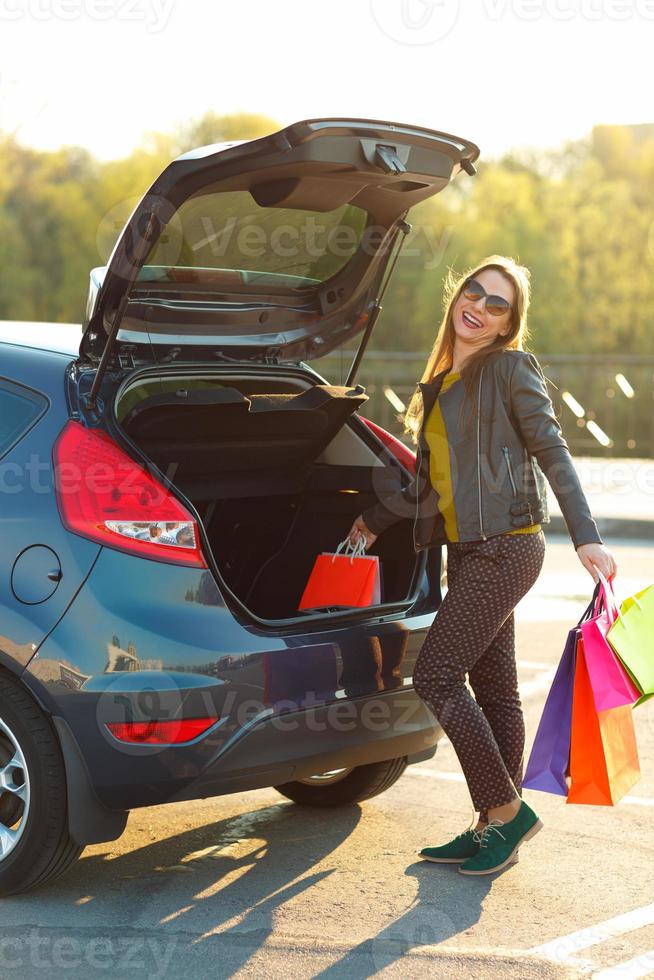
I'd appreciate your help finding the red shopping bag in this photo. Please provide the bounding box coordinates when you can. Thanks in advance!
[299,537,381,610]
[566,632,641,806]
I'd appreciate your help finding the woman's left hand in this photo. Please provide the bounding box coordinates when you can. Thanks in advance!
[576,542,618,583]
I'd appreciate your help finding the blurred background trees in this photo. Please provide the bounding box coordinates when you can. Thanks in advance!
[1,113,653,359]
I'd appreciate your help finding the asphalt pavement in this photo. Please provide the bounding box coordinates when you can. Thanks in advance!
[547,456,653,540]
[1,534,653,978]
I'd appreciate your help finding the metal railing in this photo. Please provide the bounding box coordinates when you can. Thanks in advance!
[307,351,654,458]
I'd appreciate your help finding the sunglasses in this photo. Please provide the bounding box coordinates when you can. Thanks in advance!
[462,278,512,317]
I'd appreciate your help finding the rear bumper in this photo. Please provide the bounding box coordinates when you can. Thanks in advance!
[50,685,440,814]
[167,686,441,803]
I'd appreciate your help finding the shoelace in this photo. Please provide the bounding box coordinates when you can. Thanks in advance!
[473,818,507,849]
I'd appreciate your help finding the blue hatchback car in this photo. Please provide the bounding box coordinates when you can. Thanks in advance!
[0,117,480,894]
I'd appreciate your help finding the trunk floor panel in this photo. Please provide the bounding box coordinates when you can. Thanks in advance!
[206,491,414,619]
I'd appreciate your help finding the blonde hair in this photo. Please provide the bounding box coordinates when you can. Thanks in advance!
[402,255,533,444]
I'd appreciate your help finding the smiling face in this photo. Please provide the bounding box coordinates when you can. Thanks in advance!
[451,267,515,361]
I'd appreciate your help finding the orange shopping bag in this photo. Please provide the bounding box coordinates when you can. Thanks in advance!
[299,537,381,610]
[566,632,641,806]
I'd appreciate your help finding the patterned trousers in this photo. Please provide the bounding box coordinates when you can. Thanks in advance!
[412,530,546,819]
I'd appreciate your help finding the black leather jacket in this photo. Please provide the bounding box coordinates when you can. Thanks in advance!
[361,349,603,551]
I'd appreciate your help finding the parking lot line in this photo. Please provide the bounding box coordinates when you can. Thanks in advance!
[621,795,654,807]
[520,669,556,697]
[405,767,654,807]
[590,949,654,979]
[527,904,654,965]
[408,768,465,782]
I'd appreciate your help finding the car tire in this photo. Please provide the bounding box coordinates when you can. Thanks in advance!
[274,756,408,807]
[0,673,82,896]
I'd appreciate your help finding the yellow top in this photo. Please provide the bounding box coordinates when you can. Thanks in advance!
[424,371,541,542]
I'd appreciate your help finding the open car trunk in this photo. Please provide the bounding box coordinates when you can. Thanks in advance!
[115,370,422,623]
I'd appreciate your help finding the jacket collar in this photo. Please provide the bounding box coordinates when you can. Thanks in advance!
[417,369,450,434]
[418,366,450,393]
[417,350,505,421]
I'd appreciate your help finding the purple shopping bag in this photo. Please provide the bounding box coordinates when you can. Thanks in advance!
[522,587,598,796]
[522,627,579,795]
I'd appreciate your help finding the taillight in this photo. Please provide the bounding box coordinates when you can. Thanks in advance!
[54,420,207,568]
[106,717,219,744]
[360,417,417,475]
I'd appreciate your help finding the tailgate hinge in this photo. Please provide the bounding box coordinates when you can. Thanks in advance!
[117,345,138,370]
[264,347,282,364]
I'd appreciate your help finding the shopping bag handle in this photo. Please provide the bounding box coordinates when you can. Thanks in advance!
[592,568,617,617]
[577,582,600,626]
[332,536,368,564]
[595,568,627,629]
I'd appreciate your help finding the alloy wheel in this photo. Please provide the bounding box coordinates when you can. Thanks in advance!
[297,768,354,786]
[0,718,30,862]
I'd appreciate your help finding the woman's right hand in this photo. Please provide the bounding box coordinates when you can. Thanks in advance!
[347,515,378,551]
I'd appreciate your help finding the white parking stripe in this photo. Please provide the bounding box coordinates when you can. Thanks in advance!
[405,767,654,806]
[622,795,654,807]
[590,950,654,979]
[520,669,556,697]
[527,905,654,963]
[409,768,465,782]
[409,752,654,976]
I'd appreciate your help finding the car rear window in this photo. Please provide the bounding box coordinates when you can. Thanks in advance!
[0,382,48,458]
[139,190,369,289]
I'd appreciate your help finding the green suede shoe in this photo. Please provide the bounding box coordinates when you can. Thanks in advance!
[419,827,519,864]
[458,800,543,875]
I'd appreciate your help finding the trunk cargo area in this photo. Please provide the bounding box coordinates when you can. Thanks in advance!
[117,373,421,621]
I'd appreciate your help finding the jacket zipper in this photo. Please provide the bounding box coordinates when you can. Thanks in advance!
[477,366,487,540]
[502,446,519,496]
[413,440,421,550]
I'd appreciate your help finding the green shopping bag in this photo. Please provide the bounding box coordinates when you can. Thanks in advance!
[605,580,654,708]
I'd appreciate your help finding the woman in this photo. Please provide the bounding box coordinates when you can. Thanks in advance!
[347,255,618,876]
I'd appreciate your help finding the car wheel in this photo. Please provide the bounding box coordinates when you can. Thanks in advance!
[0,673,82,896]
[274,757,408,806]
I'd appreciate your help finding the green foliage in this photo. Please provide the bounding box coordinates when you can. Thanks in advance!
[0,117,653,355]
[172,111,281,154]
[0,113,279,323]
[375,123,654,356]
